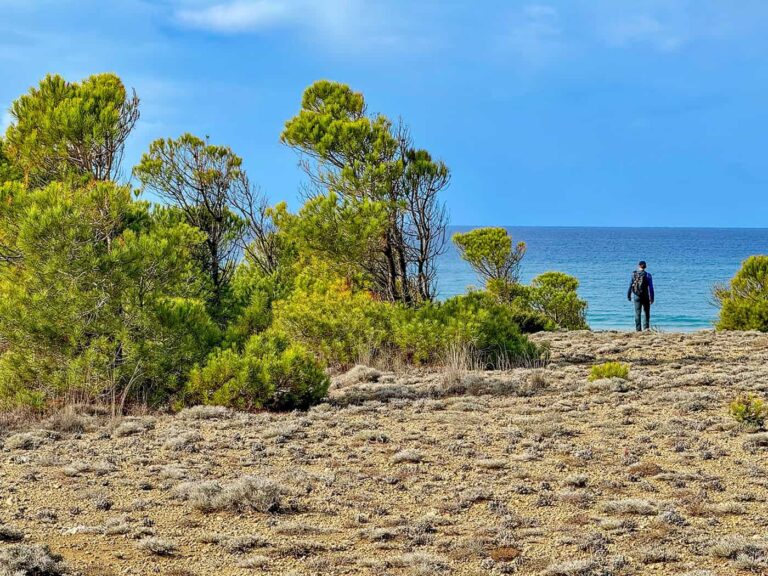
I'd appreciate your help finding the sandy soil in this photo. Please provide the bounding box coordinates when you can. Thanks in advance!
[2,330,768,576]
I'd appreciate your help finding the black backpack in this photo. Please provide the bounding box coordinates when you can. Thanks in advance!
[631,270,648,297]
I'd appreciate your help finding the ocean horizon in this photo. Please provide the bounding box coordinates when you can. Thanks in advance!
[437,226,768,332]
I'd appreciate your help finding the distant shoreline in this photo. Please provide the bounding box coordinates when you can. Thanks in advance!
[449,224,768,231]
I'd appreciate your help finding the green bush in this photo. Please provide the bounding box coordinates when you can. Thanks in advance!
[716,255,768,331]
[223,262,294,349]
[452,227,526,288]
[272,267,543,370]
[729,393,766,428]
[529,272,589,330]
[186,333,329,411]
[588,362,630,381]
[394,292,544,369]
[453,230,588,332]
[272,263,391,365]
[0,181,217,409]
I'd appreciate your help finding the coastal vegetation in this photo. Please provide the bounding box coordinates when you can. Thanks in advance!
[588,361,630,382]
[0,73,587,414]
[715,255,768,331]
[4,72,764,417]
[729,393,767,429]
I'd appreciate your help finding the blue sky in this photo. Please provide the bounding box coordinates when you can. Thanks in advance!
[2,1,768,227]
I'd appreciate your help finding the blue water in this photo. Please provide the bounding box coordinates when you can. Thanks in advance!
[437,227,768,332]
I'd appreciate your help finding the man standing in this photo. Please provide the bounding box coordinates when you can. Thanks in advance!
[628,261,654,331]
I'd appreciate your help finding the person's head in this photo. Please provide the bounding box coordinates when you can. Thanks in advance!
[638,260,647,270]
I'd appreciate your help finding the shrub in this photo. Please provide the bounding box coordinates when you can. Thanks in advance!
[0,544,68,576]
[509,304,555,333]
[729,394,767,428]
[138,537,177,556]
[716,255,768,331]
[600,498,658,516]
[4,430,58,450]
[272,262,546,369]
[588,362,630,381]
[0,181,218,410]
[393,292,544,368]
[529,272,589,330]
[186,332,329,411]
[175,476,284,513]
[709,535,764,559]
[452,229,587,332]
[177,405,232,420]
[0,524,24,542]
[392,449,424,464]
[437,292,544,369]
[163,430,202,452]
[45,407,89,433]
[272,265,391,365]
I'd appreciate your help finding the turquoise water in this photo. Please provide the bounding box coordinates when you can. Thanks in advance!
[437,227,768,332]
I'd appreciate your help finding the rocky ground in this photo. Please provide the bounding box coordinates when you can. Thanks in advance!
[2,330,768,576]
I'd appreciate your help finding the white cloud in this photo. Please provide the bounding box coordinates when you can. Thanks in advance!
[602,14,685,52]
[176,0,292,33]
[500,4,566,67]
[172,0,417,52]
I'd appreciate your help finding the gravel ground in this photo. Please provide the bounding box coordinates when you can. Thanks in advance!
[1,330,767,575]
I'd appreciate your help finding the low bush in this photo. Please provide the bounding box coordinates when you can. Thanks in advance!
[273,267,545,370]
[588,362,630,381]
[175,476,284,513]
[186,332,329,411]
[729,393,766,428]
[272,267,391,365]
[453,228,588,331]
[0,544,68,575]
[0,524,24,542]
[716,255,768,331]
[529,272,589,330]
[138,537,177,556]
[394,292,545,369]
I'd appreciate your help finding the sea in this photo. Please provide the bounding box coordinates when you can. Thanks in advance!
[436,227,768,332]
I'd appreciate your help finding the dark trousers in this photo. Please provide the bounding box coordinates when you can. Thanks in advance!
[634,297,650,331]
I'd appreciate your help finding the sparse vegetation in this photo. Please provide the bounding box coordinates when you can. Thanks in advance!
[174,476,284,513]
[138,537,177,556]
[588,361,630,381]
[0,544,68,575]
[1,305,766,575]
[729,393,766,428]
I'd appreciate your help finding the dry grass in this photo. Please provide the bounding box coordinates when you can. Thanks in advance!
[2,330,768,575]
[0,544,67,575]
[173,476,285,513]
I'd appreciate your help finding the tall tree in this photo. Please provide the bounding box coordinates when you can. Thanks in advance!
[4,73,139,187]
[281,80,449,304]
[134,134,270,319]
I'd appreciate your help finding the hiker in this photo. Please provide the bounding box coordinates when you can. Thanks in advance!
[627,260,654,331]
